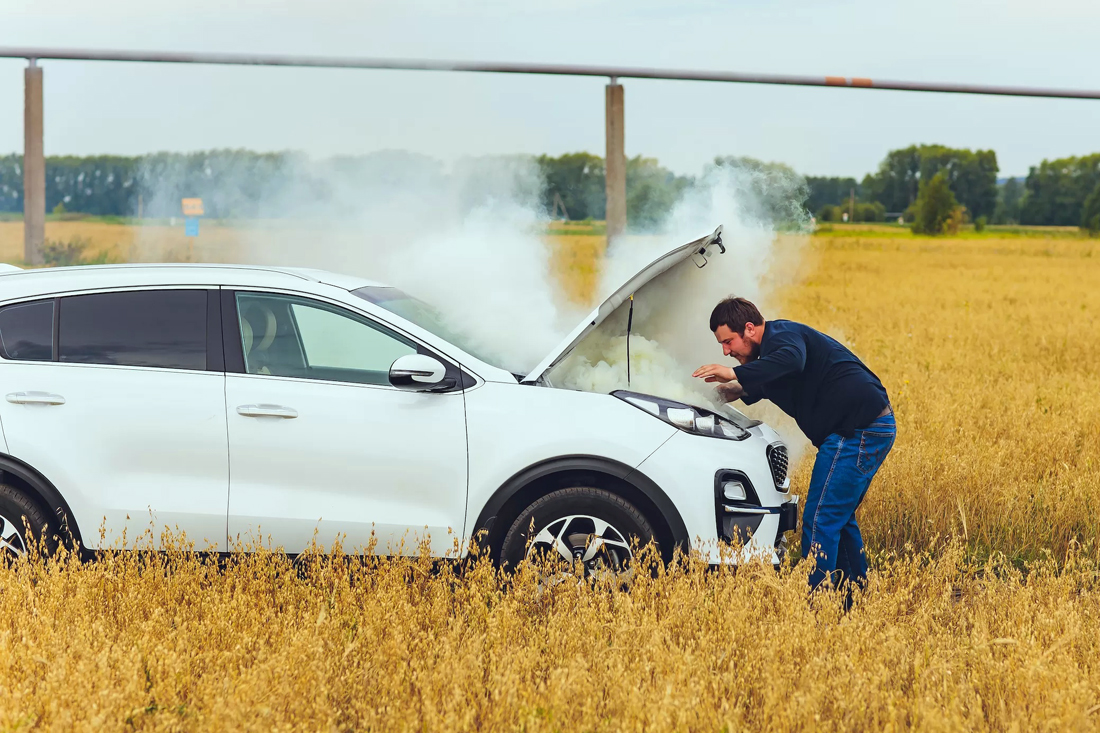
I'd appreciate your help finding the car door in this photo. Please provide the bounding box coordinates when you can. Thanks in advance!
[0,289,230,550]
[223,289,469,557]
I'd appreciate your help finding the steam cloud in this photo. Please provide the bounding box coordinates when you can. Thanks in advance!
[136,152,812,456]
[549,162,813,460]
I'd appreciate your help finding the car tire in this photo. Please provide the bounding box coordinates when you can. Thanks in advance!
[500,486,657,574]
[0,483,55,558]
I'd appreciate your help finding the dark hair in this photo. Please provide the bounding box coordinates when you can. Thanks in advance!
[709,297,764,335]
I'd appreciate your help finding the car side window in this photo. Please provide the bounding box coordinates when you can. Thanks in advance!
[0,299,55,361]
[59,290,207,370]
[235,293,416,385]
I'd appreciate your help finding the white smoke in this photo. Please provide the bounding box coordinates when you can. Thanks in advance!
[551,162,812,460]
[134,151,812,456]
[553,163,809,395]
[133,152,582,374]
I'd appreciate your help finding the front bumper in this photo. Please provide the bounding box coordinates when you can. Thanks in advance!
[633,429,799,565]
[719,497,799,564]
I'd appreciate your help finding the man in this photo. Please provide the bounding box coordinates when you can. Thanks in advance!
[693,297,895,602]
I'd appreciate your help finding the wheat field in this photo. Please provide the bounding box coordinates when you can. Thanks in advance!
[2,223,1100,731]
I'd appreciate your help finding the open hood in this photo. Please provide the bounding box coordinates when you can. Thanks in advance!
[522,225,725,384]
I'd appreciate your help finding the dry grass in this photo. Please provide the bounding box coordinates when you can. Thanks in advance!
[0,221,243,265]
[780,234,1100,565]
[2,223,1100,730]
[545,233,605,305]
[3,540,1099,731]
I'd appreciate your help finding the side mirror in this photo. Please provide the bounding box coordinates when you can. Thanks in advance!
[389,354,449,390]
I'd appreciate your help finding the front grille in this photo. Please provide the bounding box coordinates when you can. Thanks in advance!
[767,444,789,488]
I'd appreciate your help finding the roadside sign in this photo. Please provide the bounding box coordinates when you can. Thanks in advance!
[184,217,200,237]
[181,198,204,216]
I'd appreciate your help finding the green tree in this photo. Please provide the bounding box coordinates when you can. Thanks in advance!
[1019,154,1100,226]
[1082,181,1100,235]
[910,171,959,235]
[0,154,21,213]
[805,176,859,213]
[43,155,140,216]
[535,152,605,220]
[863,145,998,219]
[625,156,691,230]
[710,156,808,227]
[852,201,886,222]
[992,177,1025,224]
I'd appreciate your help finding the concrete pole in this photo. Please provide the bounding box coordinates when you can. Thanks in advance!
[605,78,626,244]
[24,59,45,266]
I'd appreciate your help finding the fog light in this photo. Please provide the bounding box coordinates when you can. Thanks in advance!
[722,480,747,502]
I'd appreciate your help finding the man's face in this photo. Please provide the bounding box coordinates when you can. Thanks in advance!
[714,323,759,364]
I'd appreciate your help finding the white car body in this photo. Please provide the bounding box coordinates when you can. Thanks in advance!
[0,228,797,564]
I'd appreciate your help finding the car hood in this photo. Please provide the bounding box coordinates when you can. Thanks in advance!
[521,225,726,384]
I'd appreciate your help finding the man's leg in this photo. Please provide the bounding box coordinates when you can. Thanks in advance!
[802,434,863,592]
[835,416,897,604]
[835,518,867,611]
[837,518,868,588]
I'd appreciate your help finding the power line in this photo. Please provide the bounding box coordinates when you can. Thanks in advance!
[1,47,1099,100]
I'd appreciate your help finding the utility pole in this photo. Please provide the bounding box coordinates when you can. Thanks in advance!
[24,59,45,266]
[605,77,626,244]
[849,187,855,224]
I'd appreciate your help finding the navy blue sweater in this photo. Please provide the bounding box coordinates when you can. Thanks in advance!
[733,319,889,447]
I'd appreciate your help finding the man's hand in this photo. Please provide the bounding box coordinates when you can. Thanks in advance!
[692,364,736,383]
[715,382,745,403]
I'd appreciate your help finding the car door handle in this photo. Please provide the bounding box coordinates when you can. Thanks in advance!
[6,391,66,406]
[236,404,298,419]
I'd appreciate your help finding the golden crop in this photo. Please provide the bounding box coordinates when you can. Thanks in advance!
[2,224,1099,730]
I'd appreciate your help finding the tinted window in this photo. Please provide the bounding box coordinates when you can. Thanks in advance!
[0,299,54,361]
[60,290,207,370]
[237,292,416,385]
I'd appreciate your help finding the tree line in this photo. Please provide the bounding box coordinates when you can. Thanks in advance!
[1,146,1098,232]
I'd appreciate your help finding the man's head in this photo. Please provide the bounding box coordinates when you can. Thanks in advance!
[709,297,765,364]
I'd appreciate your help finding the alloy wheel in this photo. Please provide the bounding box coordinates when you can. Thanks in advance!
[0,513,27,557]
[526,514,633,577]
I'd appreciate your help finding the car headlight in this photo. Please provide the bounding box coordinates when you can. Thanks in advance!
[612,390,751,441]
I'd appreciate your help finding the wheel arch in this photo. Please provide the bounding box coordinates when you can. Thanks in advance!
[471,455,689,560]
[0,453,83,548]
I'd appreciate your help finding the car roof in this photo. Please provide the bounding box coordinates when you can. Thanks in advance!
[0,263,390,301]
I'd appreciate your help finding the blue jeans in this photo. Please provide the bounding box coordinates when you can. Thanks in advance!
[802,413,896,597]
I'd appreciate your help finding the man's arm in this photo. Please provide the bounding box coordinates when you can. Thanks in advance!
[716,381,746,402]
[693,365,758,404]
[733,334,807,391]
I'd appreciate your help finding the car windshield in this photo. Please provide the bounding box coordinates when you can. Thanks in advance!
[352,286,503,369]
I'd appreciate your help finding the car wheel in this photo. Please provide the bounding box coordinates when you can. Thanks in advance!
[500,486,657,576]
[0,483,53,559]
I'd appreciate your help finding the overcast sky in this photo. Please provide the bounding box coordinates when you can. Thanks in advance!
[1,0,1098,178]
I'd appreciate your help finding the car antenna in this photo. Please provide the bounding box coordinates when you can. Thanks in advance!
[626,293,634,385]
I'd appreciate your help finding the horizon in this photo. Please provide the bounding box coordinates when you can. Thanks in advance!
[0,144,1069,183]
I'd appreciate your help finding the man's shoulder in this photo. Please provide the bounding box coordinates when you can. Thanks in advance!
[769,319,831,341]
[759,319,809,356]
[765,319,813,341]
[765,319,847,353]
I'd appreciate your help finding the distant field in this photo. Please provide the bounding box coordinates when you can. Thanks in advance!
[1,217,1088,267]
[0,219,234,265]
[3,219,1100,729]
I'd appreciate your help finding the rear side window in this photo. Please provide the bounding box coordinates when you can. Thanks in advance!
[0,299,55,361]
[59,290,207,370]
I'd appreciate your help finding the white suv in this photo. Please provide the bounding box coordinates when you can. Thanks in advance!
[0,228,797,570]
